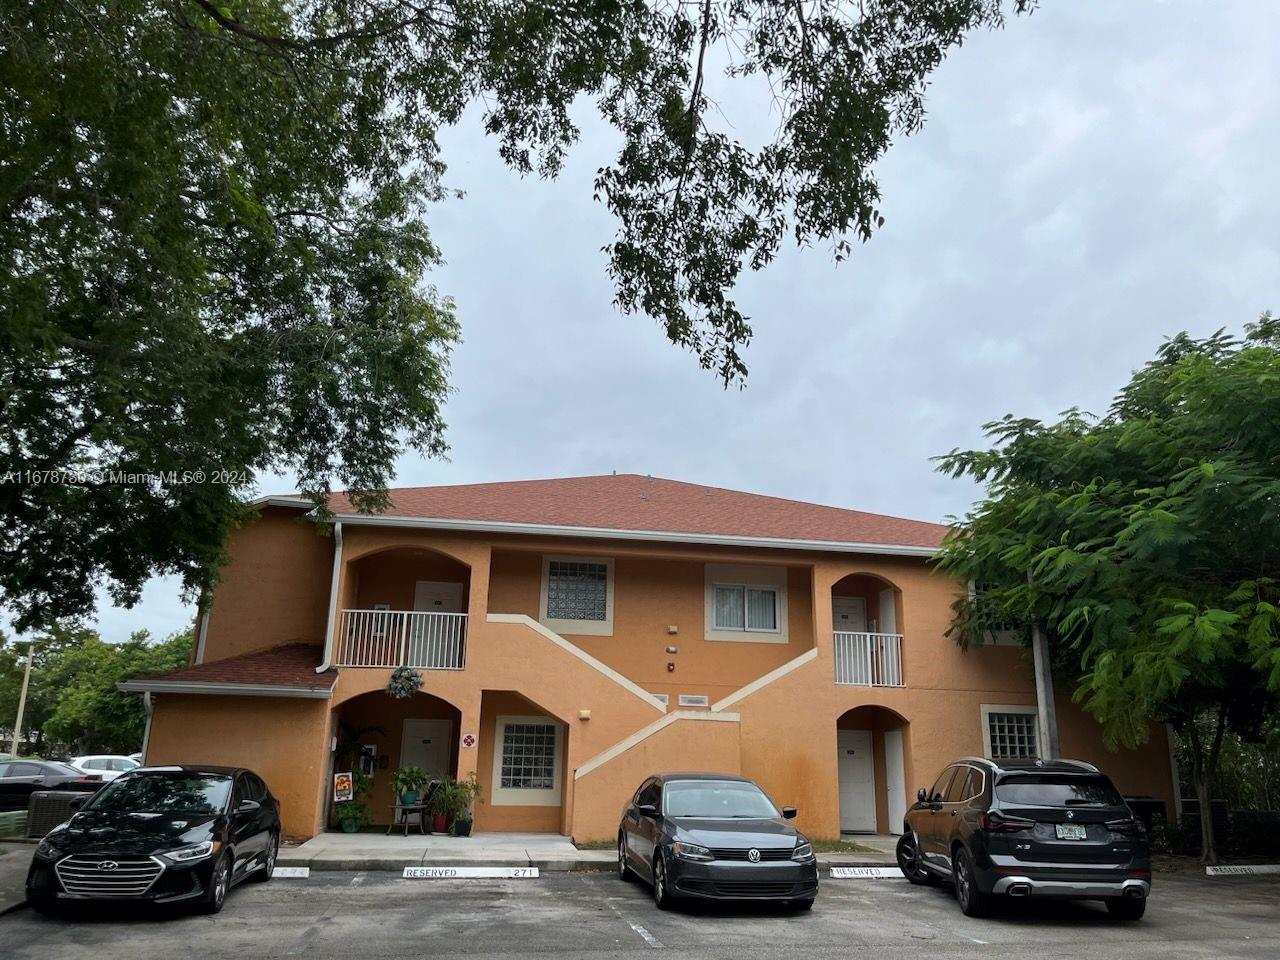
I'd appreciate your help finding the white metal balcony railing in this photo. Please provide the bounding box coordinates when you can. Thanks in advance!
[833,631,904,687]
[336,610,467,670]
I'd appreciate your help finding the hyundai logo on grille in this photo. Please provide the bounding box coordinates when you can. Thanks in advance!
[98,861,119,872]
[747,848,762,863]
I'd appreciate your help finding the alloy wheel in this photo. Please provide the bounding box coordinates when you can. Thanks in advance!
[956,854,971,905]
[618,837,629,880]
[652,858,666,905]
[213,861,228,907]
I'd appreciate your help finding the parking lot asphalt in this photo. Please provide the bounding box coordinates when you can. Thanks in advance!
[1,869,1277,960]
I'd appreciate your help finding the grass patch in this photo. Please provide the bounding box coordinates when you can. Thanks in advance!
[574,839,615,850]
[807,838,884,854]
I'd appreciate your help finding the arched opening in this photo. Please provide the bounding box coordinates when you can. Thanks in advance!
[836,705,911,835]
[331,689,463,829]
[338,546,472,669]
[831,573,904,687]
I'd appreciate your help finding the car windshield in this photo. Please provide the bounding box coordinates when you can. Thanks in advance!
[662,780,780,819]
[84,773,232,815]
[43,762,85,777]
[995,774,1124,807]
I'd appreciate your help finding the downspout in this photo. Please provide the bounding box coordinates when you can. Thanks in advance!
[193,592,211,665]
[140,693,154,763]
[317,521,343,673]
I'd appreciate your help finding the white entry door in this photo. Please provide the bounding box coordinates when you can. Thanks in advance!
[884,729,907,834]
[837,729,877,832]
[413,580,464,613]
[401,719,453,780]
[832,597,868,632]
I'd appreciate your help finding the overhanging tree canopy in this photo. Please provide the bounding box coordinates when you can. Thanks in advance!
[934,317,1280,861]
[2,0,1031,630]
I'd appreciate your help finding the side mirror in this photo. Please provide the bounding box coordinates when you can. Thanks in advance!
[69,795,88,810]
[236,799,261,814]
[781,806,797,820]
[636,803,658,819]
[916,787,928,803]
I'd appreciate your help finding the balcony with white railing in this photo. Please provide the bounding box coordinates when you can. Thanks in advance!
[833,631,904,687]
[336,609,467,670]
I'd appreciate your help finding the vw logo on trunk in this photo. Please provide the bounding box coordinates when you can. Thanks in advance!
[747,848,762,863]
[98,861,119,871]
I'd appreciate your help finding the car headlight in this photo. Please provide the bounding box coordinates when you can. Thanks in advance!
[163,840,217,863]
[792,841,814,861]
[34,838,64,862]
[671,841,714,862]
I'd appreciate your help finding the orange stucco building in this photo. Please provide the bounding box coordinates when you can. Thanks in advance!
[121,475,1178,842]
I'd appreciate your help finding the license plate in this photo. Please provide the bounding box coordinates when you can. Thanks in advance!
[1055,823,1087,840]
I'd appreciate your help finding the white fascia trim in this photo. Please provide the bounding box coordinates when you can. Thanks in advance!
[329,513,940,558]
[574,709,741,781]
[710,648,819,713]
[250,495,313,509]
[486,614,665,713]
[116,680,334,699]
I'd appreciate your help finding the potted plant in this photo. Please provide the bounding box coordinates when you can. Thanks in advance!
[336,770,372,833]
[390,765,430,806]
[448,772,484,838]
[428,777,454,834]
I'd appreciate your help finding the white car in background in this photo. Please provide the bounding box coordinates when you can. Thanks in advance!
[68,755,141,781]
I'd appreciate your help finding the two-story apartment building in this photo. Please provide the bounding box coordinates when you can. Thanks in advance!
[120,474,1177,841]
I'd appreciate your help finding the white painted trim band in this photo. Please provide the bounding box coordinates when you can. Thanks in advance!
[711,648,819,713]
[117,680,334,699]
[486,614,665,712]
[327,513,940,558]
[574,709,741,781]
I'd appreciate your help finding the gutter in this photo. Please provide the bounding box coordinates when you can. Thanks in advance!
[317,521,343,673]
[117,679,334,700]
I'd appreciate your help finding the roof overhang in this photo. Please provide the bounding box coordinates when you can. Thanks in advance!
[325,512,942,558]
[117,679,334,699]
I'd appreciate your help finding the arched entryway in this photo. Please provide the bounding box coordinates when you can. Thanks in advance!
[332,689,463,827]
[836,705,910,835]
[831,573,904,687]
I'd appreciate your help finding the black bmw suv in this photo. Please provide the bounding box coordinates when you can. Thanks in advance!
[896,758,1150,920]
[26,765,281,914]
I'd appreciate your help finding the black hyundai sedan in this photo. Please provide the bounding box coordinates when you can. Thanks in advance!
[26,765,281,914]
[618,773,818,909]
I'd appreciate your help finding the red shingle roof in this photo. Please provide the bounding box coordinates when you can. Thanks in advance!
[324,474,947,550]
[128,644,335,692]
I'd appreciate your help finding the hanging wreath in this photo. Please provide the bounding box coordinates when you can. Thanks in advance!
[387,666,422,699]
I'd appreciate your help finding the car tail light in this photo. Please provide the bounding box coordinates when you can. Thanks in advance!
[980,811,1035,833]
[1106,818,1145,837]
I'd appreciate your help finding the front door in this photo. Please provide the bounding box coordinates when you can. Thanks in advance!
[832,596,867,632]
[837,729,877,832]
[411,581,465,667]
[401,719,453,781]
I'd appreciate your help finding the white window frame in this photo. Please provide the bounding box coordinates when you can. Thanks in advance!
[703,564,789,644]
[539,555,614,637]
[371,602,392,638]
[980,704,1040,761]
[677,694,709,708]
[490,715,564,806]
[650,693,670,710]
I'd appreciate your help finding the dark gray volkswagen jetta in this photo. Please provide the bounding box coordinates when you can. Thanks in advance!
[617,772,818,909]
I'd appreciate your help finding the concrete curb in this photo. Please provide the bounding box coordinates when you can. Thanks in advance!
[275,852,895,873]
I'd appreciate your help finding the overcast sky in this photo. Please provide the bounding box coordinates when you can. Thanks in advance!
[76,0,1280,643]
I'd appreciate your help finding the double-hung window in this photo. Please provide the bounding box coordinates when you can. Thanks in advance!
[712,584,779,633]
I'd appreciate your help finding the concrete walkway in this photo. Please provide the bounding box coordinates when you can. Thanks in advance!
[279,831,897,872]
[0,842,33,916]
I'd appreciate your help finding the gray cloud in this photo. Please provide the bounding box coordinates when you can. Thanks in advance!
[41,0,1280,642]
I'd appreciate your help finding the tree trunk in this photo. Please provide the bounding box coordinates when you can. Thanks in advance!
[1187,703,1229,865]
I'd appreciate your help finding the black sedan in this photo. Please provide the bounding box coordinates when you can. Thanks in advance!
[26,765,281,914]
[618,773,818,909]
[0,760,103,811]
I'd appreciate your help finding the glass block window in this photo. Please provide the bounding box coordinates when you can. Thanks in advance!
[499,722,557,790]
[545,560,608,621]
[713,585,779,632]
[987,711,1039,760]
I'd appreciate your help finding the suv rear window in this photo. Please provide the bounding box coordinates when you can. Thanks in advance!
[995,774,1124,807]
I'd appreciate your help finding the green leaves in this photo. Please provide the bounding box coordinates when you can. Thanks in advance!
[936,319,1280,748]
